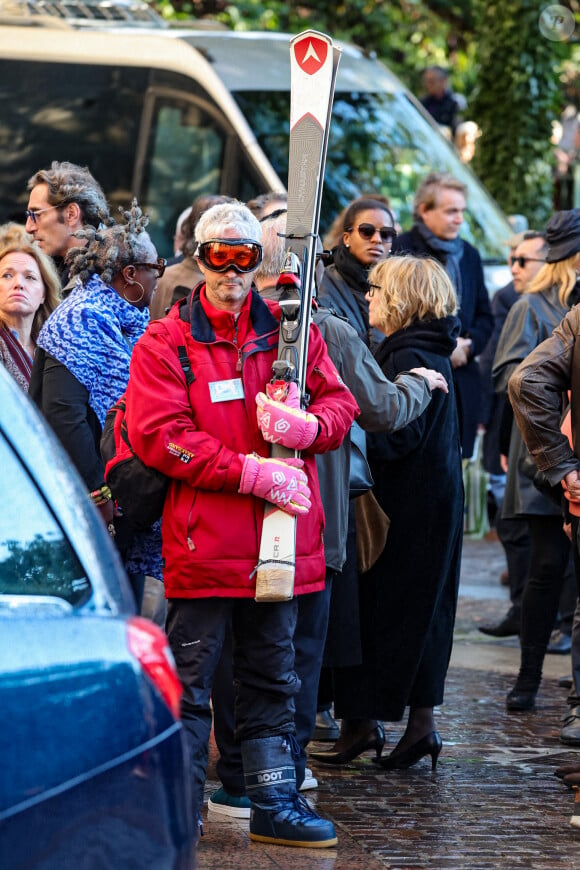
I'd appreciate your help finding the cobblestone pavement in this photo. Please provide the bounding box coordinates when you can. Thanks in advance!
[196,535,580,868]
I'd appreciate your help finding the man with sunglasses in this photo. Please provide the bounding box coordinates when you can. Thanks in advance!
[392,172,493,458]
[478,231,546,639]
[123,200,358,849]
[25,161,111,284]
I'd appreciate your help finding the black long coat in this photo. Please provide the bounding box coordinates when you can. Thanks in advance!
[333,316,464,721]
[392,226,493,458]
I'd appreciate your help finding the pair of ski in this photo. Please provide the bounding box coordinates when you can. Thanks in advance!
[255,30,341,602]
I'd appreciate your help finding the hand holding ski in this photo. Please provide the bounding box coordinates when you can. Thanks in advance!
[256,384,319,450]
[239,454,311,516]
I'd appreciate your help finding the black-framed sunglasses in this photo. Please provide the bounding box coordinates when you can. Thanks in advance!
[367,282,381,297]
[195,239,263,273]
[509,255,546,269]
[134,257,167,278]
[348,223,397,243]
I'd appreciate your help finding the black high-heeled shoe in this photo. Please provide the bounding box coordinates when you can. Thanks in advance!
[309,722,385,765]
[373,730,442,772]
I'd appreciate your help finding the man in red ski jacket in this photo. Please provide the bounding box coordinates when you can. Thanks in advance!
[124,200,358,848]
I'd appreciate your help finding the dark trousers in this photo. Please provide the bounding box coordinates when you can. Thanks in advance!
[495,514,530,611]
[212,575,333,793]
[568,518,580,705]
[166,596,299,816]
[520,516,573,652]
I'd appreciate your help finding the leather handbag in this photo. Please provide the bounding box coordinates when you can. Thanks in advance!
[354,489,390,573]
[349,420,374,498]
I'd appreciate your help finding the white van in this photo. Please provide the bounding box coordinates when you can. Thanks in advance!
[0,0,511,288]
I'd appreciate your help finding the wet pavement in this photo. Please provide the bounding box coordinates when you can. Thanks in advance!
[195,534,580,868]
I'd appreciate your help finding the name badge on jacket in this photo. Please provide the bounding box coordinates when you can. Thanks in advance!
[209,378,245,403]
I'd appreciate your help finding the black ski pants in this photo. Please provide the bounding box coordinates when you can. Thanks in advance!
[166,596,299,817]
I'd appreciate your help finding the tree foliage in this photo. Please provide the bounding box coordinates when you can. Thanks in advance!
[152,0,579,224]
[470,0,565,226]
[153,0,477,95]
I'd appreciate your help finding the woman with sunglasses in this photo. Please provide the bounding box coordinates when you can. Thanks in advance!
[310,198,396,763]
[493,209,580,714]
[318,197,397,351]
[32,201,164,608]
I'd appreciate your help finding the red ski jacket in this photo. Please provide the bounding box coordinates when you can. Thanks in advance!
[124,285,359,599]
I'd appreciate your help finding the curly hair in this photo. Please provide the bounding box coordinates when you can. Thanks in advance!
[368,256,457,334]
[0,238,61,341]
[27,161,112,229]
[65,200,154,285]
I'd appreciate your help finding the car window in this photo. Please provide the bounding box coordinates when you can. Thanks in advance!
[234,88,510,262]
[0,433,91,606]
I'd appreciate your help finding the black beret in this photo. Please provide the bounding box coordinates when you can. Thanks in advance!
[545,209,580,263]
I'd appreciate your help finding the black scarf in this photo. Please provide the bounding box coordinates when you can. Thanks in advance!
[332,243,372,329]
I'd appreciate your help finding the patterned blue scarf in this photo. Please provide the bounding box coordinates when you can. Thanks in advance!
[37,273,149,427]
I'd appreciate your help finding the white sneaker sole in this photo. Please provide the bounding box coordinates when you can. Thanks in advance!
[207,798,251,819]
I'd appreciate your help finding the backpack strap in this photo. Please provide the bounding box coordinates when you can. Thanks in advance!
[177,344,195,386]
[161,316,195,386]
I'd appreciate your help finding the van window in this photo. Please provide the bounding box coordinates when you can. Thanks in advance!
[235,89,508,262]
[0,60,262,257]
[0,60,145,224]
[137,92,226,255]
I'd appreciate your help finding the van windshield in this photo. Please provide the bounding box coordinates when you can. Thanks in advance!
[234,89,510,262]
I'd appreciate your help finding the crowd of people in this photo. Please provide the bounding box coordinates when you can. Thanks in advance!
[3,155,580,850]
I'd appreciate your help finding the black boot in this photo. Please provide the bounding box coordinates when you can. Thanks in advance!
[242,734,337,848]
[506,645,544,712]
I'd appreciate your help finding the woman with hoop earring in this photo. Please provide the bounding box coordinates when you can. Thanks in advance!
[32,200,165,608]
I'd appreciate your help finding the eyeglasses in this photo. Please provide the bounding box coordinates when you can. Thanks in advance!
[367,283,381,297]
[509,255,546,269]
[134,258,167,278]
[195,239,263,273]
[348,223,397,243]
[24,204,64,224]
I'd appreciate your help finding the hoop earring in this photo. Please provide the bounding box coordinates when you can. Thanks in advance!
[123,280,145,304]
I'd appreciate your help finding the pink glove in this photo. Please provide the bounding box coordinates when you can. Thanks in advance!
[256,382,319,450]
[238,453,311,516]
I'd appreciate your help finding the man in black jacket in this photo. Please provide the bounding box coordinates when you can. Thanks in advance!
[392,172,493,458]
[420,66,466,137]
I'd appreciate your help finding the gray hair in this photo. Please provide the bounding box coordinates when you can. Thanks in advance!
[65,200,154,284]
[195,200,262,246]
[412,172,467,222]
[27,161,112,229]
[254,212,287,283]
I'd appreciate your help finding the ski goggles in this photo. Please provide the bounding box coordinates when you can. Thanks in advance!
[347,223,397,243]
[195,239,263,273]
